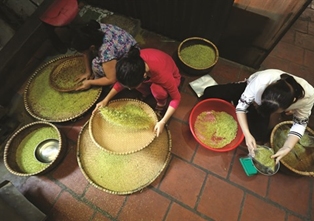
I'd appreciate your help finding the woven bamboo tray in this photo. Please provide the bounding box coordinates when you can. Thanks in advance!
[24,54,102,122]
[77,121,171,195]
[89,98,158,154]
[49,56,85,92]
[270,121,314,176]
[177,37,219,75]
[4,121,66,176]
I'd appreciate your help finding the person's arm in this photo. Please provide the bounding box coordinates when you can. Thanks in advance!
[92,87,118,114]
[271,134,299,164]
[76,60,117,90]
[154,106,176,137]
[237,112,257,156]
[76,50,93,82]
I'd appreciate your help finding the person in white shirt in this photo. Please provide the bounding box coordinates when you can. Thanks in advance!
[202,69,314,164]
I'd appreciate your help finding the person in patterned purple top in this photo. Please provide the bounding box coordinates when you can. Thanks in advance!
[69,20,137,91]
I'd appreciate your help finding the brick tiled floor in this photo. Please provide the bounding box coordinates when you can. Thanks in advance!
[1,12,314,221]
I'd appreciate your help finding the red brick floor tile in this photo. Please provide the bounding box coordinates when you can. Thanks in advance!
[261,55,292,71]
[19,176,62,214]
[165,202,207,221]
[173,92,198,122]
[92,212,113,221]
[118,188,170,221]
[51,143,89,196]
[304,49,314,70]
[295,32,314,51]
[238,66,254,80]
[240,194,286,221]
[66,125,82,142]
[291,19,308,33]
[46,191,94,221]
[287,214,308,221]
[193,146,235,178]
[270,41,304,65]
[281,29,296,44]
[83,185,125,218]
[210,58,244,83]
[197,174,244,221]
[159,157,206,208]
[267,173,311,215]
[168,119,198,162]
[229,148,269,197]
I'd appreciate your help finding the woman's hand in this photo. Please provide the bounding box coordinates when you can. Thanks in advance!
[92,99,109,115]
[76,79,92,91]
[271,146,291,164]
[245,134,257,157]
[76,72,91,83]
[154,121,166,137]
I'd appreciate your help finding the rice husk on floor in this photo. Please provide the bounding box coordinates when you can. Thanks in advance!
[77,121,171,195]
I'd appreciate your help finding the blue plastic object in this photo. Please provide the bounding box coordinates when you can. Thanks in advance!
[239,157,258,176]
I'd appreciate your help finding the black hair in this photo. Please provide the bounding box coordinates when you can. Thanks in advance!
[116,46,146,88]
[257,73,305,117]
[69,20,104,52]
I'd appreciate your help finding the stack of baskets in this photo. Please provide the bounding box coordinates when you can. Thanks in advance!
[77,98,172,195]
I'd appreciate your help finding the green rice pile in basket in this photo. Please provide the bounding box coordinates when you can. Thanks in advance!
[16,127,59,173]
[180,44,216,69]
[99,104,154,130]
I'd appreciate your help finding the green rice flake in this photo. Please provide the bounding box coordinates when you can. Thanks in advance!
[16,127,59,173]
[299,132,314,148]
[99,104,154,130]
[180,44,216,69]
[194,110,237,148]
[254,146,276,173]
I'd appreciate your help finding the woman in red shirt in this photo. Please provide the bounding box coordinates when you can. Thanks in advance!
[94,47,181,137]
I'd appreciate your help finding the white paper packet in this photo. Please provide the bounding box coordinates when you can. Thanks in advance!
[189,75,217,97]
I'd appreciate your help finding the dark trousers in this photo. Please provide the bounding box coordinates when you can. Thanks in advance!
[201,82,270,142]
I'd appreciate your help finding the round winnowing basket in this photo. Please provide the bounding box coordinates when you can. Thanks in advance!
[77,121,171,195]
[24,54,102,122]
[89,98,158,155]
[177,37,219,75]
[4,121,66,176]
[49,56,85,92]
[270,121,314,176]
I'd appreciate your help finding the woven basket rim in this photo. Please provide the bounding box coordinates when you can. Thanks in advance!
[49,56,84,92]
[77,121,172,195]
[89,98,158,155]
[178,36,219,70]
[270,121,314,176]
[23,54,102,122]
[4,121,64,176]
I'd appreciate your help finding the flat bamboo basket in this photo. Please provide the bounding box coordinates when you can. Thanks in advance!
[177,37,219,75]
[77,121,171,195]
[270,121,314,176]
[89,98,158,154]
[4,121,66,176]
[24,54,102,122]
[49,56,85,92]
